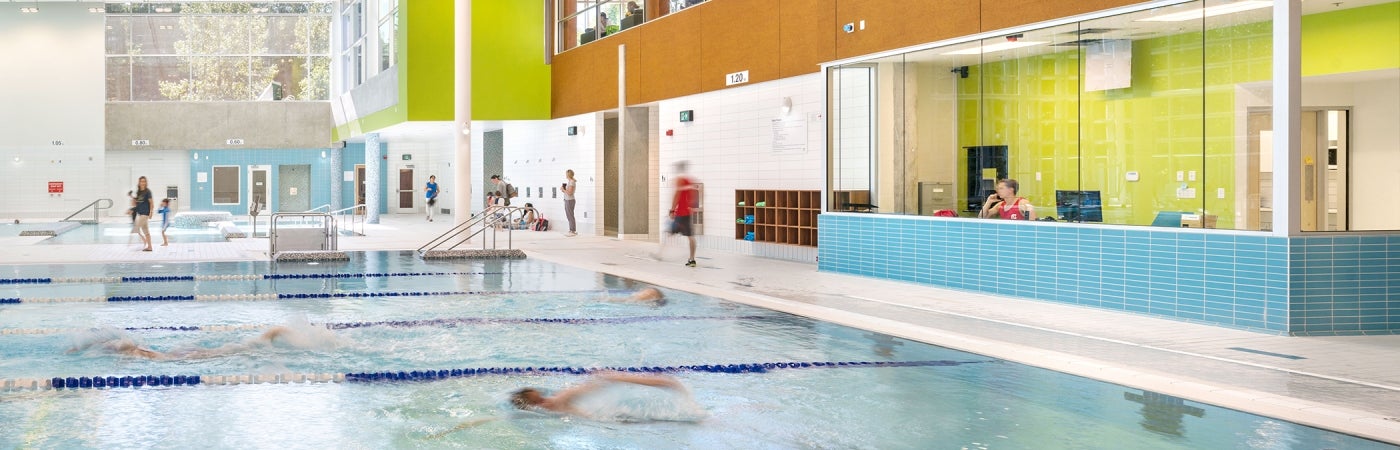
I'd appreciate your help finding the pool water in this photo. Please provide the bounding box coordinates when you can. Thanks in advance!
[35,223,229,245]
[0,252,1393,449]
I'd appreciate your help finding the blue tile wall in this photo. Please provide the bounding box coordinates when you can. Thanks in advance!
[187,145,386,217]
[1288,235,1400,335]
[819,214,1398,335]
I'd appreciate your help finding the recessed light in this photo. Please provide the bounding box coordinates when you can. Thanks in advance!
[1137,1,1272,22]
[20,7,39,13]
[88,7,104,14]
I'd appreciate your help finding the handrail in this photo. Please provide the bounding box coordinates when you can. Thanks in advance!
[330,204,367,236]
[62,198,114,223]
[417,205,527,255]
[303,204,331,213]
[269,212,337,257]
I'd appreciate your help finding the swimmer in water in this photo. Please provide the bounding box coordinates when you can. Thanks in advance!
[68,326,305,360]
[602,287,666,306]
[427,371,695,439]
[509,371,689,416]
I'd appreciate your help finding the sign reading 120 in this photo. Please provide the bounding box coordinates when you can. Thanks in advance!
[725,70,749,86]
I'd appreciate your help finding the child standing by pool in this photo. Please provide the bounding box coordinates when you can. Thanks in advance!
[157,198,171,246]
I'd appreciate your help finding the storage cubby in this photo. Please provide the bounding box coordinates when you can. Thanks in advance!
[734,189,820,247]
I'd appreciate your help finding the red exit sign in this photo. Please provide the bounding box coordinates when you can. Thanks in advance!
[48,181,63,193]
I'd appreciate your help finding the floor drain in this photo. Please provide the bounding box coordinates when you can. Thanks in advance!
[1384,417,1400,422]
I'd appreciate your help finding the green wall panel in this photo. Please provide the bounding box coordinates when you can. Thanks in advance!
[472,0,551,120]
[405,0,454,121]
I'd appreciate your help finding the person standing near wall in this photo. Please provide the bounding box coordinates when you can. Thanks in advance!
[132,176,154,252]
[978,178,1036,221]
[562,169,578,236]
[424,175,439,222]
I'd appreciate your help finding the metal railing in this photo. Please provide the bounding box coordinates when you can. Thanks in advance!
[329,204,367,236]
[61,198,114,224]
[269,212,337,257]
[417,205,530,256]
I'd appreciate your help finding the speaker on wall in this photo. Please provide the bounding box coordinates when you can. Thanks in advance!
[567,126,578,136]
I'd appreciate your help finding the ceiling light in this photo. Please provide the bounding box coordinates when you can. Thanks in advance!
[942,41,1048,55]
[1136,1,1272,22]
[88,7,104,13]
[20,7,39,13]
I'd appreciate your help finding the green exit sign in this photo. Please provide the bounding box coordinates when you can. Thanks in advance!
[401,154,411,160]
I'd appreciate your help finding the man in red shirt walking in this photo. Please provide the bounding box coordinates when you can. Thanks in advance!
[668,161,699,267]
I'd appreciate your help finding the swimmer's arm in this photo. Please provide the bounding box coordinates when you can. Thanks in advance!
[597,372,686,392]
[425,417,498,439]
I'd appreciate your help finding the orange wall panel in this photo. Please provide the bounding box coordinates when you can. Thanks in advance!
[981,0,1143,31]
[699,0,781,92]
[552,38,620,118]
[779,0,836,78]
[636,11,704,105]
[834,0,979,60]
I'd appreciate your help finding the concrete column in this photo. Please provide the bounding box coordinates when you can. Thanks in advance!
[329,147,343,212]
[1272,0,1301,236]
[365,132,382,224]
[454,0,473,224]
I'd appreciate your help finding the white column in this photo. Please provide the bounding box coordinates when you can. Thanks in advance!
[1272,0,1301,236]
[329,147,343,212]
[454,0,473,224]
[365,132,382,224]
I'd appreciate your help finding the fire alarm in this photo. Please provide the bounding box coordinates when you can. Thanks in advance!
[666,129,674,136]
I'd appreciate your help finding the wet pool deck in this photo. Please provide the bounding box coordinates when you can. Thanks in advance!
[3,214,1398,444]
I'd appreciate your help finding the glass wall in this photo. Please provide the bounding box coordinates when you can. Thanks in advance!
[106,2,333,101]
[828,0,1400,231]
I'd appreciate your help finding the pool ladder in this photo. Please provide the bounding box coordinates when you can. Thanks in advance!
[417,205,530,256]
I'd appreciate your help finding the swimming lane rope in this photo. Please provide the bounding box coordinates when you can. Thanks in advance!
[0,315,771,336]
[0,271,516,286]
[0,289,614,304]
[4,360,995,391]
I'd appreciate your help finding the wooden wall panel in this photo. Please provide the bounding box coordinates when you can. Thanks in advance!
[834,0,979,60]
[636,10,704,105]
[779,0,836,78]
[551,37,620,118]
[981,0,1144,32]
[699,0,781,93]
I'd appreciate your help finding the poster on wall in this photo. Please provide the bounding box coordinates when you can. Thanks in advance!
[771,117,807,153]
[197,172,208,183]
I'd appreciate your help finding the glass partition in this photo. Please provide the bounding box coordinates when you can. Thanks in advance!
[555,0,705,53]
[834,0,1391,231]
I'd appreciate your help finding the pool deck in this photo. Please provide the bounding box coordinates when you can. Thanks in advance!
[4,214,1399,444]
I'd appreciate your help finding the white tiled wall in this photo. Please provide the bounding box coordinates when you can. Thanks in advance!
[474,112,602,234]
[658,73,825,261]
[474,74,826,261]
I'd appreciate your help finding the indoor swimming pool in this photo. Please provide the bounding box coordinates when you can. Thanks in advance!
[0,252,1393,449]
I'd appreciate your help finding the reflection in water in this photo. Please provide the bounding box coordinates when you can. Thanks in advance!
[863,332,903,358]
[1124,390,1205,437]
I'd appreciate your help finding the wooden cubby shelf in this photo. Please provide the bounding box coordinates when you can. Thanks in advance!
[734,189,820,247]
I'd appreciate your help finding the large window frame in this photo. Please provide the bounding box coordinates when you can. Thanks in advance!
[105,2,333,102]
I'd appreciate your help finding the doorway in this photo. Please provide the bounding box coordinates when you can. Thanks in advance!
[395,167,416,213]
[277,164,311,212]
[355,164,366,214]
[1247,108,1350,231]
[250,166,270,212]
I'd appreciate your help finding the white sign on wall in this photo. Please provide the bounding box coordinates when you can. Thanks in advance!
[226,139,245,145]
[725,70,749,86]
[197,172,208,183]
[131,139,151,146]
[771,117,807,153]
[344,171,354,182]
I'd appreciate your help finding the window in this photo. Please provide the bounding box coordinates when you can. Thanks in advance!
[104,2,332,101]
[212,166,241,205]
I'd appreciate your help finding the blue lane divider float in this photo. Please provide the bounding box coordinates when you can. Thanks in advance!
[7,360,993,391]
[2,315,772,335]
[0,271,518,286]
[1,289,613,304]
